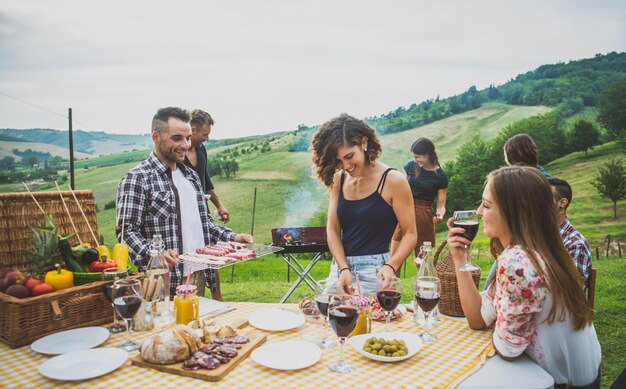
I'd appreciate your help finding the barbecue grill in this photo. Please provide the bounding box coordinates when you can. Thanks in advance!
[271,227,329,303]
[271,227,329,253]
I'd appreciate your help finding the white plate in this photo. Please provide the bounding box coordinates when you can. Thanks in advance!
[31,327,110,355]
[251,340,321,370]
[349,331,422,362]
[372,304,407,321]
[39,348,128,381]
[249,308,305,331]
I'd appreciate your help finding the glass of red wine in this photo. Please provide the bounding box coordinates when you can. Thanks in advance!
[328,295,359,374]
[415,276,441,343]
[376,276,402,332]
[314,280,338,349]
[112,279,142,352]
[453,210,480,272]
[101,278,125,333]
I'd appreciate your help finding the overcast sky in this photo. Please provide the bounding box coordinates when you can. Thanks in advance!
[1,0,625,139]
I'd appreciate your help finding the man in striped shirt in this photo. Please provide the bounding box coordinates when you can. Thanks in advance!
[548,177,592,287]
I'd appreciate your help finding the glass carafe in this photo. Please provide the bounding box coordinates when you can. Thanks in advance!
[414,242,438,325]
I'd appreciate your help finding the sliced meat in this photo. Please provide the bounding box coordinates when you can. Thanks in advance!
[197,355,221,370]
[217,346,239,358]
[230,335,250,344]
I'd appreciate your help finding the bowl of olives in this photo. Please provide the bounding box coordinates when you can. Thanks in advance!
[348,332,423,362]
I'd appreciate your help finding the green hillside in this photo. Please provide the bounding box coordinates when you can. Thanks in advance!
[73,103,552,247]
[545,142,624,246]
[380,103,551,169]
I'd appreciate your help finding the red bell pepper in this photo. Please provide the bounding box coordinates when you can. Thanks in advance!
[89,256,118,272]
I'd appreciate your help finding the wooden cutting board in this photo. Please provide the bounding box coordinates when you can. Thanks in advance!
[131,318,267,382]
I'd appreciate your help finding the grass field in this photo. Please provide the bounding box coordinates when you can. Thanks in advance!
[2,103,624,386]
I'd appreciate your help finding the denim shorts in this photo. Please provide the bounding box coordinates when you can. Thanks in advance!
[323,252,389,297]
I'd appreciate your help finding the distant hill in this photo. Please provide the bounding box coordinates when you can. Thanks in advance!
[367,51,626,135]
[0,128,152,157]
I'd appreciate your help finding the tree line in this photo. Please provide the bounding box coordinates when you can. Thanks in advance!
[367,52,626,135]
[444,75,626,218]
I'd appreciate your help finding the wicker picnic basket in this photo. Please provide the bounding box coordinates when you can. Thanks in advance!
[0,190,115,348]
[433,240,481,317]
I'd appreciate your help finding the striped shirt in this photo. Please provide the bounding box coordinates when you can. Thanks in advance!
[559,218,592,287]
[116,152,235,296]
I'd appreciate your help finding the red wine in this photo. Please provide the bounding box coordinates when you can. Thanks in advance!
[102,282,114,303]
[113,295,142,319]
[415,291,440,313]
[329,306,358,337]
[453,220,479,242]
[377,290,402,311]
[315,294,331,316]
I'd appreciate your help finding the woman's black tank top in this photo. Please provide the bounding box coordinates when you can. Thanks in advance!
[337,168,398,256]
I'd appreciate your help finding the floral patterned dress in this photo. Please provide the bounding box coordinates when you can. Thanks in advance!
[479,245,601,386]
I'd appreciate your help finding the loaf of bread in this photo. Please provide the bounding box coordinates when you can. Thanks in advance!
[140,325,202,364]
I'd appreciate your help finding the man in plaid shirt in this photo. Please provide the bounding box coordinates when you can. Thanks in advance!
[548,177,592,287]
[116,107,253,299]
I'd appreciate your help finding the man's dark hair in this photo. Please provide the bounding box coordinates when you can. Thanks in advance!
[548,177,573,207]
[152,107,190,134]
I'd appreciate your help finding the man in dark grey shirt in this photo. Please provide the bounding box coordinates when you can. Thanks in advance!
[184,109,231,300]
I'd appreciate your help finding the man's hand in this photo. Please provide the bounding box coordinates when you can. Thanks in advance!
[234,234,254,244]
[162,249,179,269]
[217,206,230,223]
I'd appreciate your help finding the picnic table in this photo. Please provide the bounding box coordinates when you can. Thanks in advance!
[0,302,554,388]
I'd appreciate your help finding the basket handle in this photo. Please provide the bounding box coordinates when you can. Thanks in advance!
[50,300,63,320]
[433,240,448,267]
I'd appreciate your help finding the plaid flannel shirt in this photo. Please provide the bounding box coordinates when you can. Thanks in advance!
[116,152,236,296]
[559,218,592,288]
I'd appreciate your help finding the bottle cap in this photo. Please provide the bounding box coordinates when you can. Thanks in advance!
[176,284,198,295]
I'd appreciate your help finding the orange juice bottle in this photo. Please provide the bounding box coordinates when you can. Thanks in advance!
[174,284,199,325]
[349,295,372,337]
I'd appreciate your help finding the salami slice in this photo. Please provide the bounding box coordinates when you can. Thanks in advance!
[197,355,221,370]
[230,335,250,344]
[217,346,238,357]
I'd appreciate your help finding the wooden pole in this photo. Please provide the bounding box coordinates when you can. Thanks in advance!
[606,235,611,259]
[618,241,622,259]
[68,108,75,190]
[596,246,600,262]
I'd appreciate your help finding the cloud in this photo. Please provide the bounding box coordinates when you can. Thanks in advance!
[1,0,625,138]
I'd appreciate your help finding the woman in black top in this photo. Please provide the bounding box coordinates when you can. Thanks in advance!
[391,138,448,260]
[311,114,416,295]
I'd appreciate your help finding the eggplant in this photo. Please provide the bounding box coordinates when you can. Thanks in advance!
[81,248,99,266]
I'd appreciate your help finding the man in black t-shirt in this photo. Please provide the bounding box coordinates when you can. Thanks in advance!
[184,109,231,300]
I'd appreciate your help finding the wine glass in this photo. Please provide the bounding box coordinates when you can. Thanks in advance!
[415,276,441,343]
[113,279,143,352]
[101,278,126,333]
[328,295,359,374]
[453,210,480,272]
[314,280,338,349]
[376,276,402,332]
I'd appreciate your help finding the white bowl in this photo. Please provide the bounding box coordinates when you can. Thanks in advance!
[349,331,422,362]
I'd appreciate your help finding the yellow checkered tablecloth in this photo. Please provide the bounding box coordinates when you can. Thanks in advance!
[0,302,494,389]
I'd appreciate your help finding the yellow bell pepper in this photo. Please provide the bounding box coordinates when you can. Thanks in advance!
[112,243,129,271]
[44,263,74,291]
[96,245,111,262]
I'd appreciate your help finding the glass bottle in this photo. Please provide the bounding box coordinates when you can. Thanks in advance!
[414,242,438,325]
[174,284,199,325]
[146,234,170,305]
[348,295,372,337]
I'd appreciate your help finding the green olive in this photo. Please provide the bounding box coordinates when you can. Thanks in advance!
[378,350,387,356]
[372,343,382,351]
